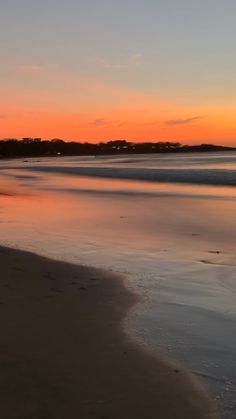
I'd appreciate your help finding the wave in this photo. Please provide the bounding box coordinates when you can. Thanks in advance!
[44,186,236,201]
[24,165,236,187]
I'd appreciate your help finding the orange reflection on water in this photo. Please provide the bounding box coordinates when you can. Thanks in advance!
[1,172,236,261]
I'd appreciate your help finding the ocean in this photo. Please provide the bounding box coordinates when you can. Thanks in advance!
[1,151,236,418]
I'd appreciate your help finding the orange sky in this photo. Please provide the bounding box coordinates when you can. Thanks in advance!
[1,111,236,145]
[1,102,236,145]
[1,72,236,145]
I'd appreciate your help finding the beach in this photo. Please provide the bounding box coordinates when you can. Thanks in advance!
[1,152,236,418]
[0,245,217,419]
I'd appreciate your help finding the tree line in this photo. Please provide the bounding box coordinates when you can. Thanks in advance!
[0,138,234,158]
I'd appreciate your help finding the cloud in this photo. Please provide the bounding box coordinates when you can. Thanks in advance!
[90,118,121,127]
[90,118,107,126]
[0,114,6,119]
[18,64,44,73]
[118,120,158,127]
[99,53,142,69]
[91,119,150,128]
[101,62,129,69]
[165,116,202,126]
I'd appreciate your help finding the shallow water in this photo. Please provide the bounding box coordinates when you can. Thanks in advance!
[2,150,236,186]
[0,152,236,418]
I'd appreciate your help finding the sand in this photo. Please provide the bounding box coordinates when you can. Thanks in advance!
[0,246,218,419]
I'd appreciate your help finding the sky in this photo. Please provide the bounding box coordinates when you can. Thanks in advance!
[0,0,236,144]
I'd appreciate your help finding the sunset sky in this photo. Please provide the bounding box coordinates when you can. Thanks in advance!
[1,0,236,144]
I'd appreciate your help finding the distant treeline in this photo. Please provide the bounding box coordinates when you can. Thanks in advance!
[0,138,235,158]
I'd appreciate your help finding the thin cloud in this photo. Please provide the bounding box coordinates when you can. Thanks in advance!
[102,62,129,69]
[90,118,107,126]
[90,118,121,127]
[99,53,142,69]
[118,120,158,127]
[18,64,44,73]
[165,116,202,126]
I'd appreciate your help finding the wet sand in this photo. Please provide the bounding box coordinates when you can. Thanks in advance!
[0,246,217,419]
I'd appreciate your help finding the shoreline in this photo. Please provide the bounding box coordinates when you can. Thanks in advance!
[0,246,218,418]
